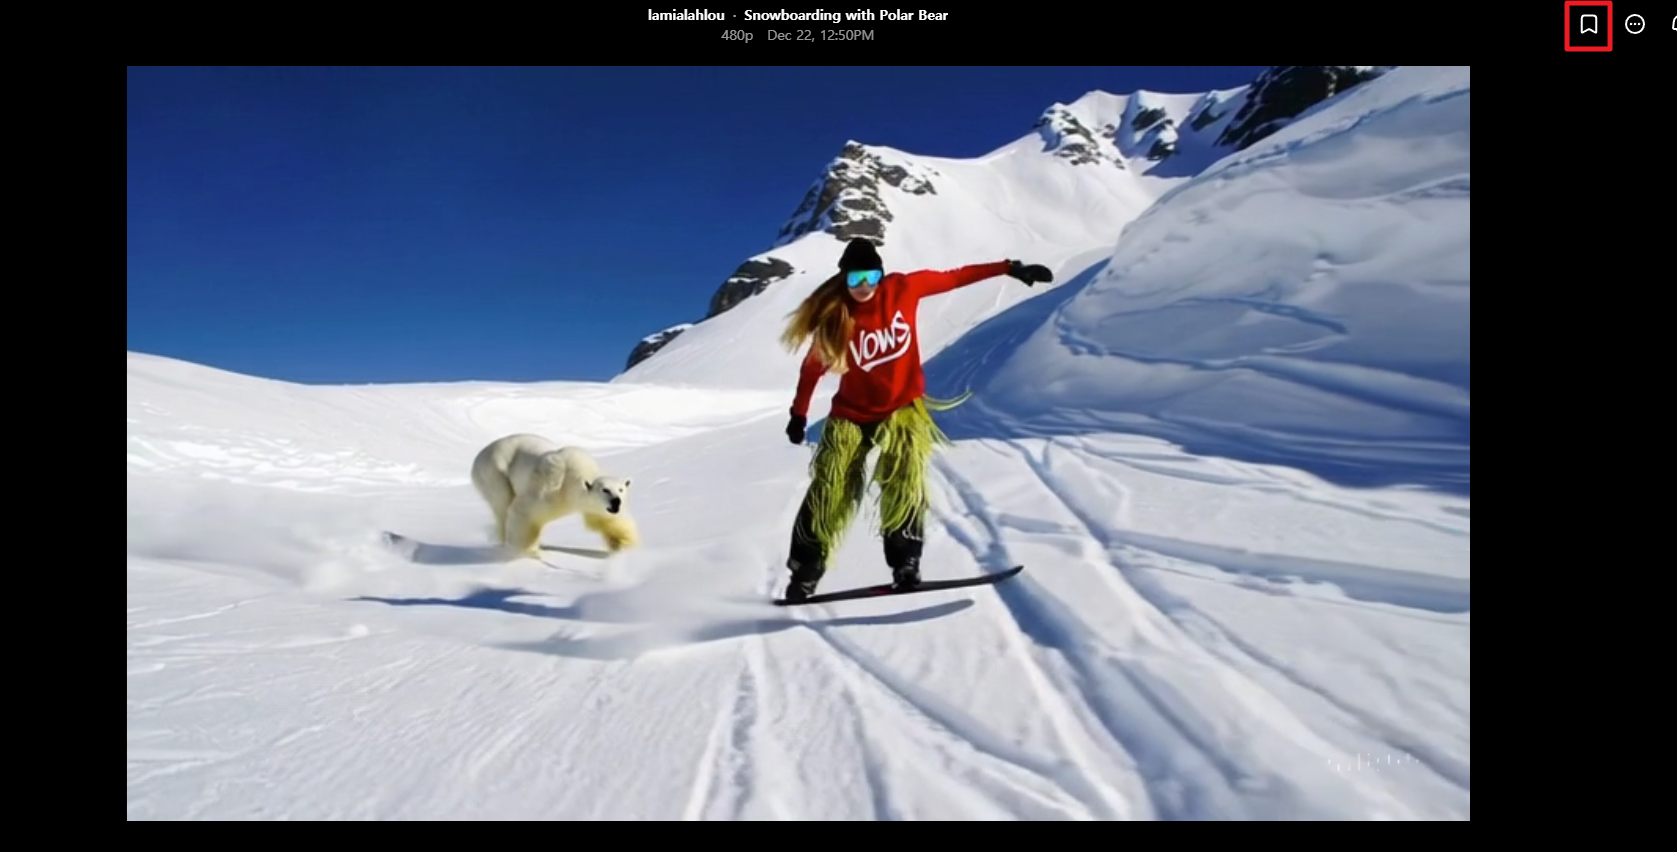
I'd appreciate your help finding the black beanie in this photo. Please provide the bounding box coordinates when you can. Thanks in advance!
[838,238,882,272]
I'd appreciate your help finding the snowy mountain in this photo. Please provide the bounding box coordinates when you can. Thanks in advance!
[620,65,1392,376]
[127,66,1467,820]
[931,66,1467,494]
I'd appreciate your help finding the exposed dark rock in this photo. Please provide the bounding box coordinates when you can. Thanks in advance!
[623,254,798,370]
[1033,106,1123,168]
[707,255,796,317]
[1133,106,1166,131]
[624,141,942,373]
[1215,65,1388,151]
[776,142,937,245]
[1188,103,1223,131]
[624,323,693,371]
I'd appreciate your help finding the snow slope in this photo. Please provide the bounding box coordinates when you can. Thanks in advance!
[929,65,1470,494]
[127,67,1468,821]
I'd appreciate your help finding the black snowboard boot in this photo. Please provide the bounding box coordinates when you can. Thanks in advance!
[891,556,921,591]
[785,557,826,602]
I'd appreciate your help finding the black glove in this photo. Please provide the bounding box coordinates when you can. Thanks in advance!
[1007,260,1053,286]
[786,412,807,445]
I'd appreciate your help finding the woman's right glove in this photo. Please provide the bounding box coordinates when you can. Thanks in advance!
[786,412,807,445]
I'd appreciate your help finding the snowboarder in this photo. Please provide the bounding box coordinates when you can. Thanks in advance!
[778,237,1053,601]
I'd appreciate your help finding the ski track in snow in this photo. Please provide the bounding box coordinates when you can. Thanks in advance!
[128,382,1467,820]
[129,384,1467,820]
[928,438,1466,820]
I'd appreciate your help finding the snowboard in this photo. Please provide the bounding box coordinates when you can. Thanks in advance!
[772,564,1023,606]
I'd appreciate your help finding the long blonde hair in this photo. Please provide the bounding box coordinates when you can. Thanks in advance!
[780,272,856,374]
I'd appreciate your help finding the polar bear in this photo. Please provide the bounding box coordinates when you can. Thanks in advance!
[469,433,639,557]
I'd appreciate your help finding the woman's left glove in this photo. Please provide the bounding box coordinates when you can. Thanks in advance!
[1007,260,1053,286]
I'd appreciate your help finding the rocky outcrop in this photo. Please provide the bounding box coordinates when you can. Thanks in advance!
[1034,105,1124,168]
[624,323,693,371]
[707,255,796,317]
[622,255,797,369]
[1215,66,1390,151]
[627,143,945,371]
[776,142,938,245]
[1035,98,1188,166]
[1188,97,1226,131]
[1127,103,1178,162]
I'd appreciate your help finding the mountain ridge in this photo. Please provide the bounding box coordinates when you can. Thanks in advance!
[621,66,1391,374]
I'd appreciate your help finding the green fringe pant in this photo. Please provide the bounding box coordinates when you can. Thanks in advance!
[788,397,955,568]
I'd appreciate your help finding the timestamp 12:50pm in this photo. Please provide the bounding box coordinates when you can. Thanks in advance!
[721,29,876,41]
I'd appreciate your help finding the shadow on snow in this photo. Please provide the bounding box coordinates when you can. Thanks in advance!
[350,585,975,661]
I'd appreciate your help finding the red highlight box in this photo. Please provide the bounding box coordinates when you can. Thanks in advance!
[1565,1,1613,51]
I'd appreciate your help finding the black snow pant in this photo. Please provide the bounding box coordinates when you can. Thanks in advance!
[786,410,928,573]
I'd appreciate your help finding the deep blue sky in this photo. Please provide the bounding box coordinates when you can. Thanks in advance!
[127,66,1267,385]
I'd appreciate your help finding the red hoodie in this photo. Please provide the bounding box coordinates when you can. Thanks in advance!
[791,260,1014,424]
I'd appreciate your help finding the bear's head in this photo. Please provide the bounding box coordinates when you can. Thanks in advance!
[584,476,631,514]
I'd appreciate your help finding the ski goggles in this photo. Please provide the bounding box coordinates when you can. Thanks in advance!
[846,269,883,288]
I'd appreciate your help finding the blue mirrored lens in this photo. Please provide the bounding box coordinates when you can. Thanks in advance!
[847,269,882,288]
